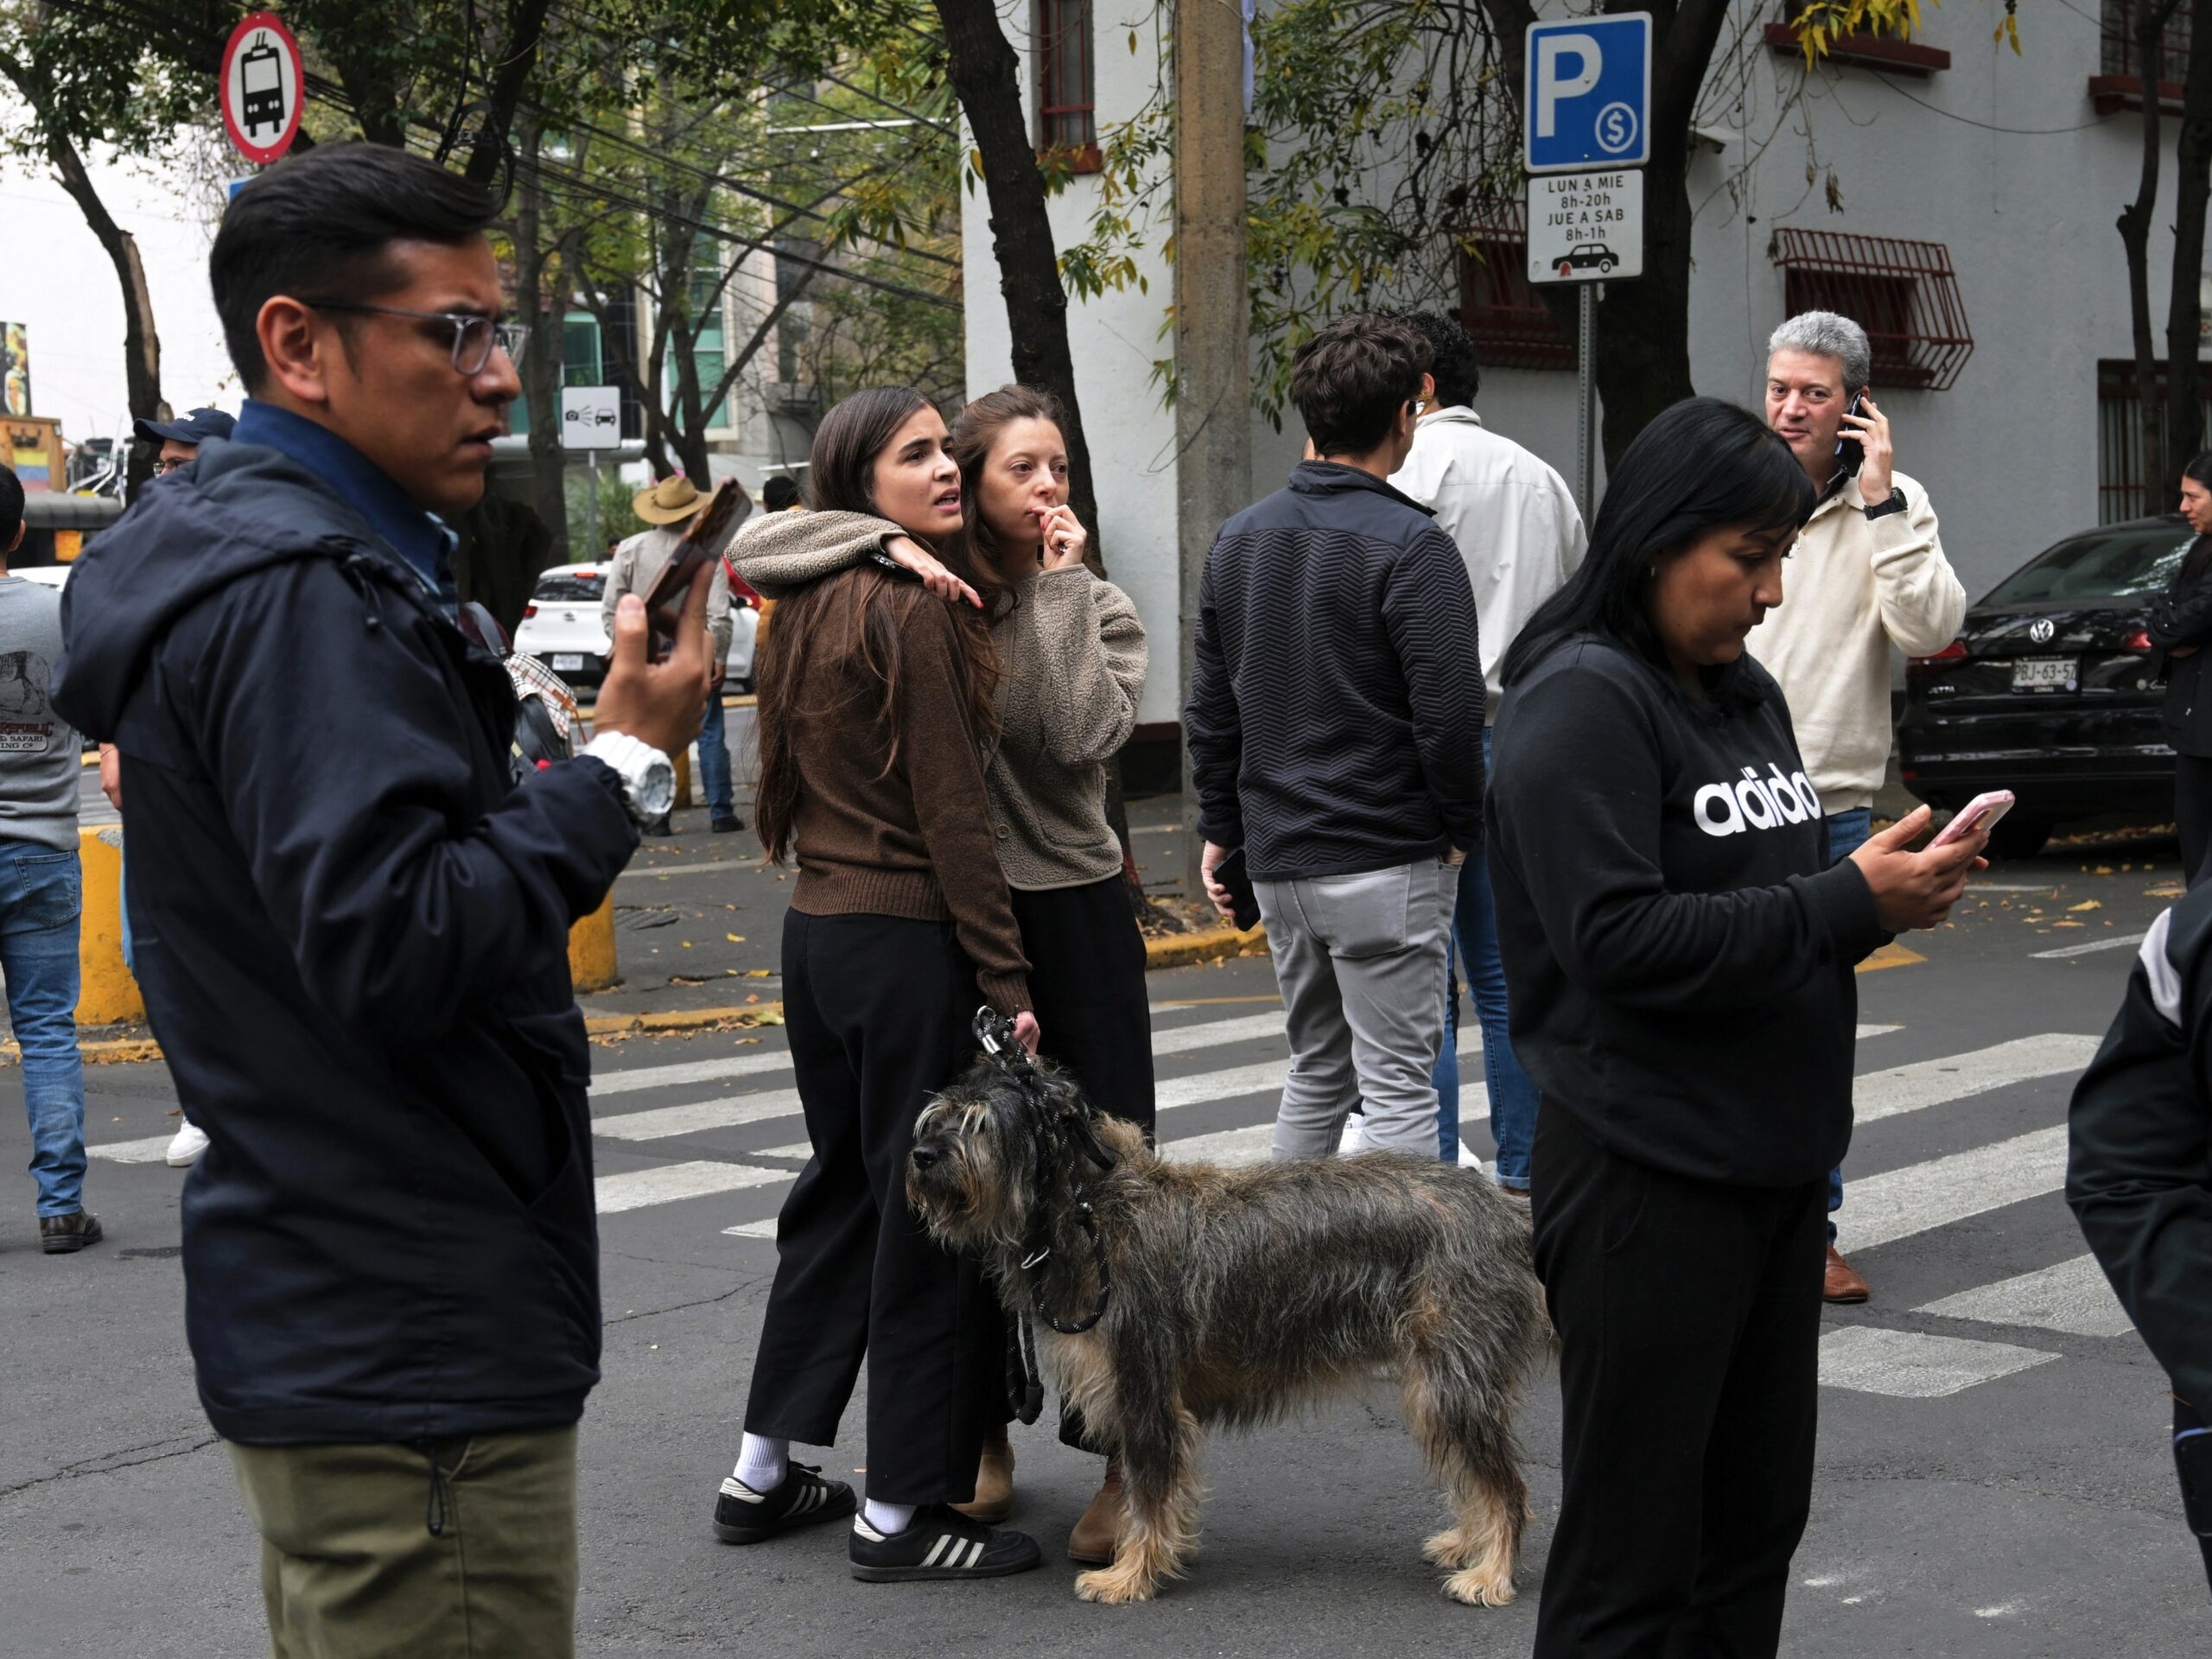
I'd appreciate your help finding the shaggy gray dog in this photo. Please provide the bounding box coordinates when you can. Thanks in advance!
[906,1052,1551,1607]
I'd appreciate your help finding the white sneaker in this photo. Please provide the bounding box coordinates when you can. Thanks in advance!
[165,1119,209,1167]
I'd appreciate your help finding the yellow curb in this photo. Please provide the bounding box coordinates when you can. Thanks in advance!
[1855,943,1925,974]
[0,1033,163,1065]
[582,1001,785,1037]
[1144,924,1268,969]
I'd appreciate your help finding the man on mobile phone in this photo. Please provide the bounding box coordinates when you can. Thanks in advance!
[602,475,740,835]
[52,143,713,1657]
[1187,313,1486,1163]
[1757,308,1967,1306]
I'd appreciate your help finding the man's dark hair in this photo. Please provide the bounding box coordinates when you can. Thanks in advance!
[1403,312,1481,409]
[1290,315,1432,457]
[211,143,499,392]
[763,475,802,512]
[0,465,22,547]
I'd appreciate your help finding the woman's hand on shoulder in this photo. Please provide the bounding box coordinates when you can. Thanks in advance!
[1846,805,1985,932]
[884,534,982,608]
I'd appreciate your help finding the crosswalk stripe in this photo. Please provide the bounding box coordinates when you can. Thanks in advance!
[594,1160,792,1214]
[594,1089,804,1141]
[723,1217,779,1239]
[2031,932,2146,961]
[1817,1325,2060,1397]
[591,1051,794,1098]
[1853,1034,2101,1126]
[1838,1124,2069,1254]
[1915,1252,2134,1338]
[86,1134,173,1164]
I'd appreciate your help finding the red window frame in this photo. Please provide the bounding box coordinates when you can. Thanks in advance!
[1457,201,1574,372]
[1036,0,1102,172]
[1770,228,1974,391]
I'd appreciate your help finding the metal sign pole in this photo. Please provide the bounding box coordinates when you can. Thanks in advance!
[1576,285,1596,515]
[588,450,601,557]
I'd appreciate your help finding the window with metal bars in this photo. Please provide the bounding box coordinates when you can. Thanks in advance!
[1770,229,1974,391]
[2096,359,2212,524]
[1036,0,1099,165]
[2094,0,2192,111]
[1457,203,1574,372]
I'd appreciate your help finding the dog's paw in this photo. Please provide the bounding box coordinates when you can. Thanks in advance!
[1075,1564,1159,1605]
[1442,1563,1517,1607]
[1423,1526,1475,1569]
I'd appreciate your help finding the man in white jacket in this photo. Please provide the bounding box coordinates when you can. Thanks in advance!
[1755,309,1967,1306]
[1390,312,1585,1191]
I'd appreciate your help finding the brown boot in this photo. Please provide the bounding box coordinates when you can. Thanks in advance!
[1823,1243,1870,1305]
[952,1427,1014,1523]
[1067,1459,1122,1565]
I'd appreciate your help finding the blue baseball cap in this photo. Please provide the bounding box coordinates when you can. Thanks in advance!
[133,406,236,447]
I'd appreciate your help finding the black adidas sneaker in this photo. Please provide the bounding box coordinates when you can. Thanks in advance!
[849,1504,1043,1582]
[713,1463,856,1544]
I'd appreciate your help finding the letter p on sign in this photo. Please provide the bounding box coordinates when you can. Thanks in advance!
[1525,13,1651,172]
[1535,35,1601,138]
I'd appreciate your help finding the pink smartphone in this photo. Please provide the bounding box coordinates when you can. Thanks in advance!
[1929,790,2015,849]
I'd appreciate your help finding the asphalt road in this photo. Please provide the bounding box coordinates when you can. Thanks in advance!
[3,823,2208,1656]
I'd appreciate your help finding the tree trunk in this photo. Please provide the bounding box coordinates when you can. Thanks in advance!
[514,127,569,553]
[2122,0,2184,511]
[464,0,555,188]
[44,123,162,497]
[2163,8,2212,497]
[931,0,1104,569]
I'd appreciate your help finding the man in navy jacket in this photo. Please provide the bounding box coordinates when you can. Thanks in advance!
[53,143,713,1656]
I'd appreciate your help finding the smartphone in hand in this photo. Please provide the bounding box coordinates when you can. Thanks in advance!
[1213,847,1261,931]
[641,481,746,659]
[1929,790,2015,850]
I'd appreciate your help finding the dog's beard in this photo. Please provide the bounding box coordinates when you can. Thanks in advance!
[907,1099,1030,1255]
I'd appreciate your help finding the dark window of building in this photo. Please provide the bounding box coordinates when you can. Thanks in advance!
[2096,359,2212,524]
[1770,229,1974,391]
[1457,201,1574,372]
[2103,0,2193,82]
[1036,0,1096,156]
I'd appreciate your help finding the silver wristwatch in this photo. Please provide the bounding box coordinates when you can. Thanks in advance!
[582,731,676,825]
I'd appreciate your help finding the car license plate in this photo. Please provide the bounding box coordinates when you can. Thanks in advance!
[2011,657,2075,692]
[552,653,585,672]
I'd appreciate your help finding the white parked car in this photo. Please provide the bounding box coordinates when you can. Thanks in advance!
[512,562,758,697]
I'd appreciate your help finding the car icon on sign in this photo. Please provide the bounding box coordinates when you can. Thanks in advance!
[1556,243,1617,276]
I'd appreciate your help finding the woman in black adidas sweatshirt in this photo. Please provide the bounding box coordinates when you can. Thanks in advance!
[1488,398,1986,1658]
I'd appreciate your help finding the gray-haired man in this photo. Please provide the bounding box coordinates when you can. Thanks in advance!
[1755,308,1967,1306]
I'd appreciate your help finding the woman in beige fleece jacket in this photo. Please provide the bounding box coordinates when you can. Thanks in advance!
[728,385,1152,1562]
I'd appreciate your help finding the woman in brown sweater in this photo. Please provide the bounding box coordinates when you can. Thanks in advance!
[712,387,1045,1586]
[728,386,1152,1563]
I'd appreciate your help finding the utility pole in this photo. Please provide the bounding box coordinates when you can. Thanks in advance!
[1174,0,1252,896]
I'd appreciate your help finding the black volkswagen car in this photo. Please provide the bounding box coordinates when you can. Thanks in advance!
[1897,513,2191,858]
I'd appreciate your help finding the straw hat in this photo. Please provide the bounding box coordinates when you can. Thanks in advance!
[632,475,706,525]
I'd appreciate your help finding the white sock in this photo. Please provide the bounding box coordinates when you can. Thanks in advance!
[734,1433,788,1493]
[863,1498,916,1535]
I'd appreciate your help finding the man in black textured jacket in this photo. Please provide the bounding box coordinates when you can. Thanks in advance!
[52,144,712,1656]
[1188,313,1486,1161]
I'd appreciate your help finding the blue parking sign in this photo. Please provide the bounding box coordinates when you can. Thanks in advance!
[1524,13,1651,173]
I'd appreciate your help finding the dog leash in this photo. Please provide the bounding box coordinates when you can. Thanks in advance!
[972,1007,1117,1424]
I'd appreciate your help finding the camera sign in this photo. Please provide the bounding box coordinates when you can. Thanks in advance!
[561,385,623,450]
[219,12,303,166]
[1524,14,1651,173]
[1527,170,1644,285]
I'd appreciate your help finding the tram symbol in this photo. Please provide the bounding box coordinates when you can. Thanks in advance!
[240,35,286,137]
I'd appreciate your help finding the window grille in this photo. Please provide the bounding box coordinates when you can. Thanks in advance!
[1770,229,1974,391]
[1036,0,1096,155]
[1457,200,1574,372]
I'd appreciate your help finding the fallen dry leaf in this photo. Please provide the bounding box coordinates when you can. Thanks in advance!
[2069,900,2101,912]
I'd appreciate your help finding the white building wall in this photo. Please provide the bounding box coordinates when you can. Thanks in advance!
[963,1,2188,721]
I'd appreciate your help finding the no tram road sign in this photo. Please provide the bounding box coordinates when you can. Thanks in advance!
[1524,12,1651,174]
[220,12,304,167]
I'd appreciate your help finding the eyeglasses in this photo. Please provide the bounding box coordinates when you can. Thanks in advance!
[152,456,190,475]
[301,301,529,375]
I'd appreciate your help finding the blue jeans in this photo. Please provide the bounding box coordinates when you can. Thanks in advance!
[0,842,86,1217]
[1432,731,1542,1184]
[1821,807,1872,1242]
[697,694,733,817]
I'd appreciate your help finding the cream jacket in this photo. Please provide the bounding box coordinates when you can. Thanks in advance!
[1751,468,1965,812]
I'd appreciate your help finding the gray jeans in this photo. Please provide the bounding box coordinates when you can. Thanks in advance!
[1255,857,1458,1160]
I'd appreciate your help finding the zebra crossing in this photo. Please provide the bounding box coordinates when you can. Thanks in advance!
[84,1000,2136,1402]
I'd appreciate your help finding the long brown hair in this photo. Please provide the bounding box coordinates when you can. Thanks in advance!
[754,387,1002,864]
[949,383,1071,583]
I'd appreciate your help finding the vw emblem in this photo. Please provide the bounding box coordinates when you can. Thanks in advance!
[2028,619,2056,644]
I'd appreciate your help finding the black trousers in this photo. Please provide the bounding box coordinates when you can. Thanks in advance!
[1008,877,1155,1452]
[742,912,1002,1505]
[1530,1105,1827,1659]
[2179,753,2212,889]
